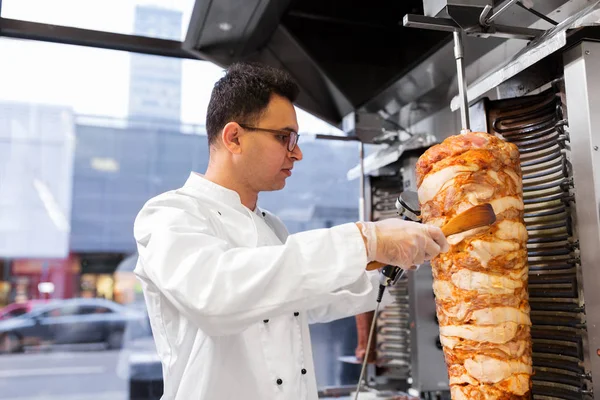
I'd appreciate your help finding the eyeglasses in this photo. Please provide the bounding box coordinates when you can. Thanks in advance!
[238,123,299,152]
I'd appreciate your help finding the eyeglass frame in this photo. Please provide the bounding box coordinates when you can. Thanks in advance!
[237,123,300,152]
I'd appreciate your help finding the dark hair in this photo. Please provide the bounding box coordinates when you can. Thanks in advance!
[206,62,300,146]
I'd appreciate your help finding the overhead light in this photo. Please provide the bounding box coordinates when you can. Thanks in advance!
[38,282,55,294]
[90,157,120,173]
[218,22,233,32]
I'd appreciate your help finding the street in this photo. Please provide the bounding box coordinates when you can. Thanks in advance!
[0,347,129,400]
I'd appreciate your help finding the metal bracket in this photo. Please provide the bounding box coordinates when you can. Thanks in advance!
[403,1,547,132]
[402,14,459,32]
[403,14,544,40]
[482,0,519,25]
[469,23,544,40]
[402,14,473,131]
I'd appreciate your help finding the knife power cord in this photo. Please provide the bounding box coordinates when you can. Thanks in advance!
[354,265,405,400]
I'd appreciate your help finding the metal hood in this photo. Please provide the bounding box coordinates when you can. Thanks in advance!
[183,0,585,134]
[183,0,449,127]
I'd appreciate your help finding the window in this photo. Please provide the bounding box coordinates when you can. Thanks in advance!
[0,19,358,400]
[7,308,28,318]
[2,0,197,41]
[40,305,78,318]
[78,306,114,315]
[261,138,360,233]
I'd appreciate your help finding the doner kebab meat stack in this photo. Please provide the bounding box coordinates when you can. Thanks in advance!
[416,132,532,399]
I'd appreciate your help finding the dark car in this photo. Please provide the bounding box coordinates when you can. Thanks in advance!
[0,300,49,320]
[0,297,145,353]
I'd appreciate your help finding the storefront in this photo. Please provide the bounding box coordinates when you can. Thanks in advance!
[78,253,126,301]
[113,253,145,305]
[0,259,10,307]
[6,253,127,302]
[11,255,80,301]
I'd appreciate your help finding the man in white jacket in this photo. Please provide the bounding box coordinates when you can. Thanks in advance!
[133,62,448,399]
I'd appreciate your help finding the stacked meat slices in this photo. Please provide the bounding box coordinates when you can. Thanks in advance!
[416,132,532,399]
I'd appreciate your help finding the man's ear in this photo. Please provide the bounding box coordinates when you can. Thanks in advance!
[221,122,243,154]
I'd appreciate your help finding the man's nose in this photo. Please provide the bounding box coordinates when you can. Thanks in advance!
[291,144,303,161]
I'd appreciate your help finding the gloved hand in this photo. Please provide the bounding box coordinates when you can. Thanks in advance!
[358,219,449,268]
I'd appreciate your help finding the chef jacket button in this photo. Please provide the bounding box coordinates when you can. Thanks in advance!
[276,378,283,385]
[263,319,269,323]
[294,312,299,317]
[301,368,307,375]
[262,212,266,217]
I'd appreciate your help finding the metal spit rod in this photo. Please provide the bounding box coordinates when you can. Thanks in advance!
[359,141,366,221]
[453,30,471,133]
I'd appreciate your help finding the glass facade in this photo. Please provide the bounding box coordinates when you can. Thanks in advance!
[0,5,370,398]
[2,0,196,41]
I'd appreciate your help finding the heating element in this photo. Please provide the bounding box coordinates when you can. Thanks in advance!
[368,176,413,381]
[486,87,592,400]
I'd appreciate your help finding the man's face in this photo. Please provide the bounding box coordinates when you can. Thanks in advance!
[238,94,303,192]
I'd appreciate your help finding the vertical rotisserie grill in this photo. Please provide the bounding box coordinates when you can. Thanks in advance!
[487,88,591,400]
[362,89,592,400]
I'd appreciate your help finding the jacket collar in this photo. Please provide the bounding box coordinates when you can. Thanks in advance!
[184,172,256,212]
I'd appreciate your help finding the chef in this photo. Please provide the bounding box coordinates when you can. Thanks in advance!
[133,62,448,399]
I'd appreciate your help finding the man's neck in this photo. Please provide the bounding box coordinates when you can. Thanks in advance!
[204,166,258,210]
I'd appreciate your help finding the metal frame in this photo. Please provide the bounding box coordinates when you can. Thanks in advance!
[0,18,198,60]
[314,134,359,142]
[515,1,559,26]
[402,13,544,39]
[449,1,600,112]
[483,0,519,25]
[401,1,550,134]
[402,15,473,132]
[563,40,600,398]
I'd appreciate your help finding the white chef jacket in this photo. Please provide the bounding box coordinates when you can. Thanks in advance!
[133,172,391,400]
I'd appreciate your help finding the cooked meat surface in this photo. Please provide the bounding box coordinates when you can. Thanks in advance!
[416,132,532,399]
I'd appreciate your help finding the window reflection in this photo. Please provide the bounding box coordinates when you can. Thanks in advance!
[2,0,195,42]
[0,9,362,398]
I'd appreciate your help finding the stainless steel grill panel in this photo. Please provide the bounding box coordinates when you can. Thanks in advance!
[487,88,590,399]
[377,280,412,378]
[368,176,413,379]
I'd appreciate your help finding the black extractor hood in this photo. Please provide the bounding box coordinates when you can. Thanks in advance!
[183,0,450,127]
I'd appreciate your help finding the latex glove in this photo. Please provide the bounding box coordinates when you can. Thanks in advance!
[359,219,449,268]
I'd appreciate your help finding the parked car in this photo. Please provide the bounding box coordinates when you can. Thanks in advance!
[0,297,145,353]
[0,300,49,320]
